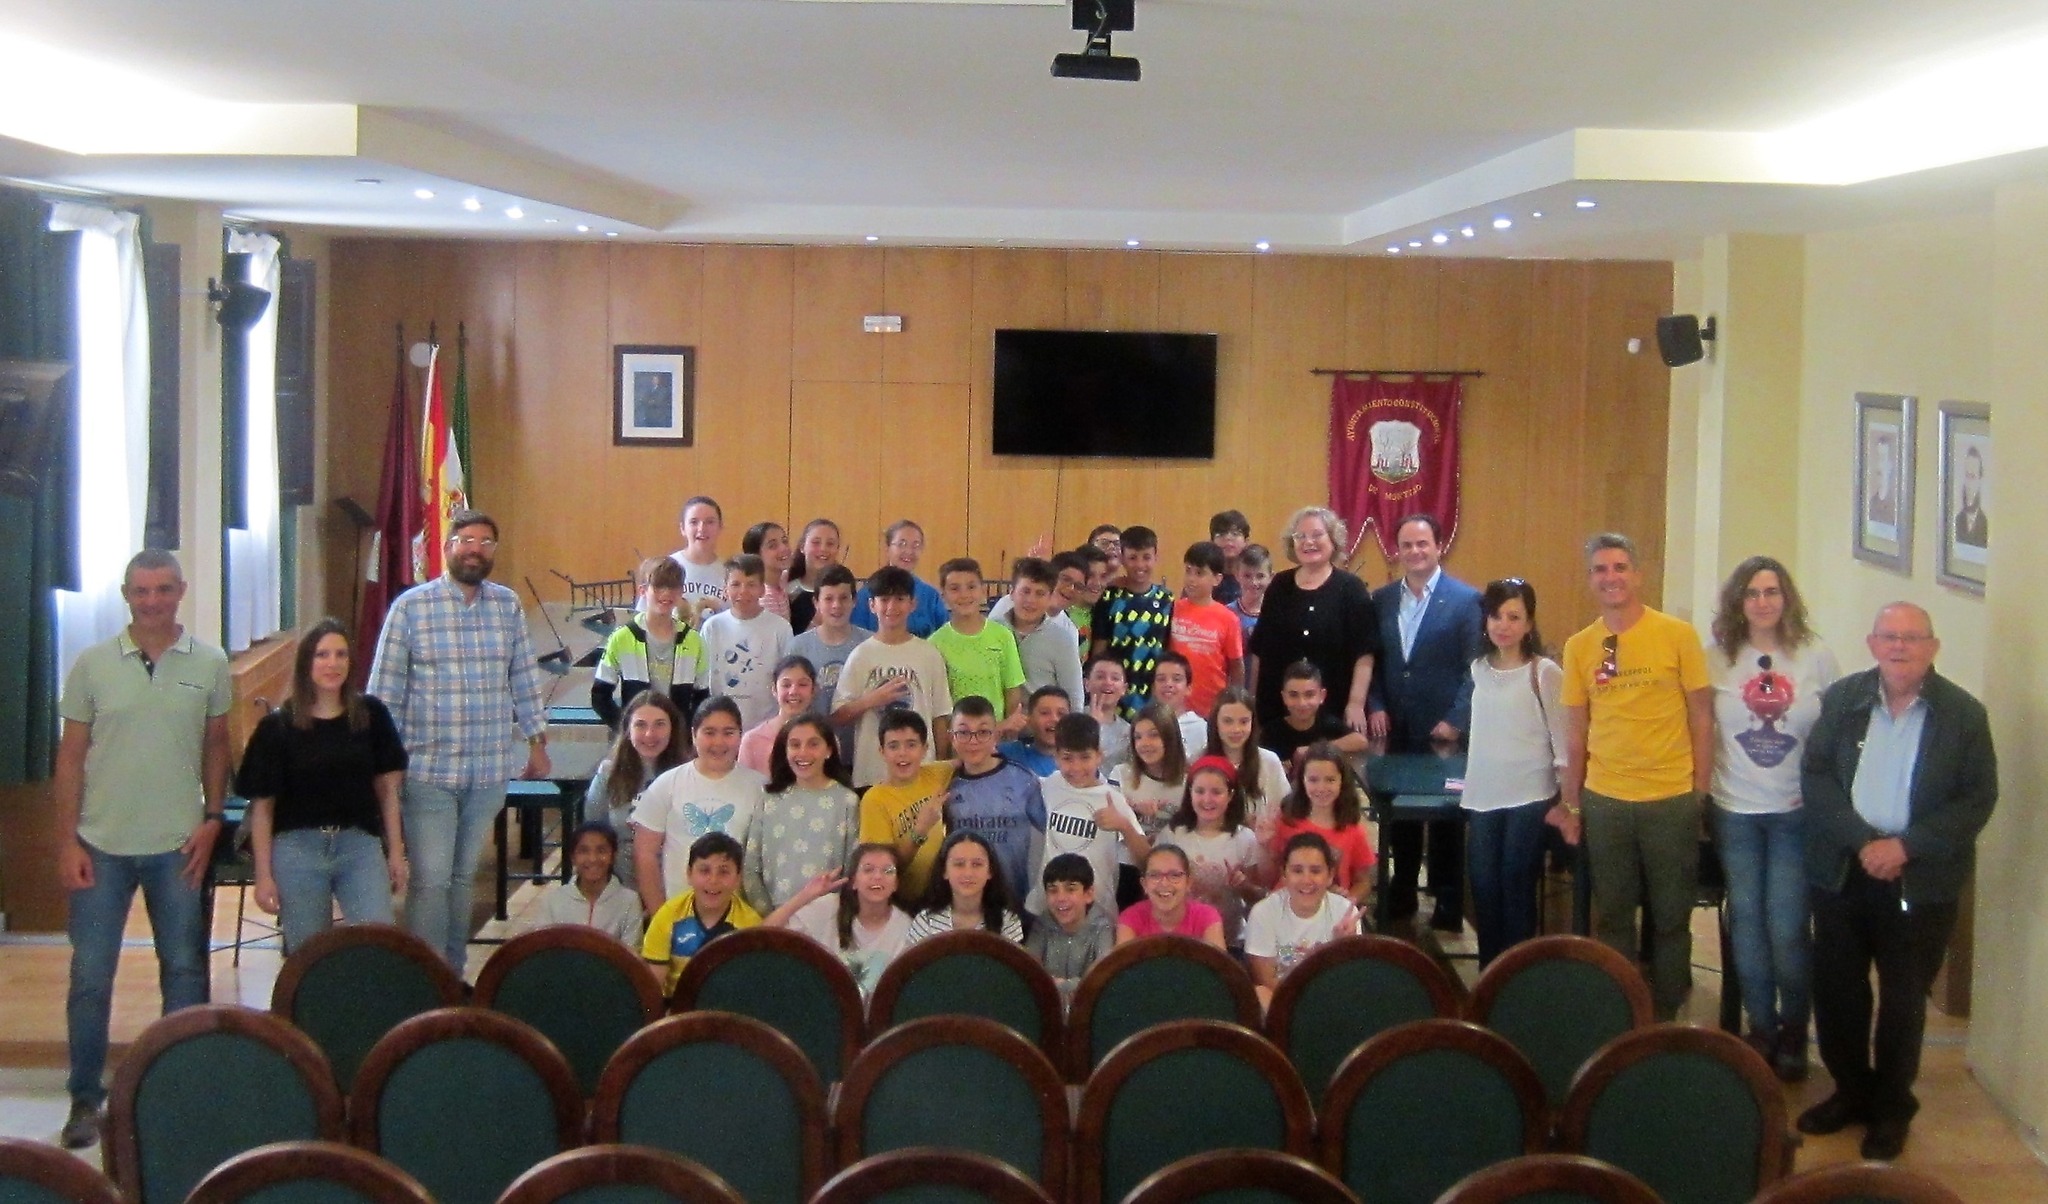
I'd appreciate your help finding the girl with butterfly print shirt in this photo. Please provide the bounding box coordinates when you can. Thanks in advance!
[632,697,769,913]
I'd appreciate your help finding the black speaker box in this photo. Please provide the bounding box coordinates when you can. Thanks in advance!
[1656,314,1704,367]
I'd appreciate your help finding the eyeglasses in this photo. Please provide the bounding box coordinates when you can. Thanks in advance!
[1143,870,1189,882]
[1872,632,1933,645]
[949,729,996,741]
[1599,634,1619,679]
[450,536,498,551]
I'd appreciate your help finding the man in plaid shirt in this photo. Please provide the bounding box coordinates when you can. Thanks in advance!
[367,511,550,968]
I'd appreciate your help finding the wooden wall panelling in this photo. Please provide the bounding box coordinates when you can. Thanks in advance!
[1063,250,1162,330]
[882,248,973,385]
[788,381,884,566]
[600,244,707,578]
[792,247,883,384]
[965,250,1066,569]
[690,245,796,561]
[1342,258,1442,585]
[1524,261,1596,632]
[883,383,973,571]
[1245,256,1349,565]
[505,243,614,589]
[1582,262,1673,612]
[1432,259,1535,597]
[1143,252,1258,575]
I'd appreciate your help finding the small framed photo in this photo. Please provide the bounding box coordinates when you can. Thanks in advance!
[614,344,694,446]
[1852,392,1915,575]
[1936,401,1989,595]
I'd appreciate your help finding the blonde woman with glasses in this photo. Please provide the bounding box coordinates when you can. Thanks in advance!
[1245,506,1380,732]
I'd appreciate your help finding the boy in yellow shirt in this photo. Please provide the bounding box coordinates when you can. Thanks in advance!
[857,711,952,902]
[642,831,762,992]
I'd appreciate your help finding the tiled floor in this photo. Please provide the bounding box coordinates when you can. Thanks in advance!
[4,847,2044,1200]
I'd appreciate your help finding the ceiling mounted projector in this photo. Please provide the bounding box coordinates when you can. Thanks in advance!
[1053,0,1139,81]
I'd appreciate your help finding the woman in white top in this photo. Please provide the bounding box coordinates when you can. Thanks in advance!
[763,843,911,994]
[1707,556,1839,1082]
[1463,579,1568,968]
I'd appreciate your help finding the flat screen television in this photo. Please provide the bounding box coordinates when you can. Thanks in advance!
[991,329,1217,459]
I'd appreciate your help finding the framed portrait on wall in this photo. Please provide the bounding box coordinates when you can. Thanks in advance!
[1936,401,1989,595]
[1852,392,1915,575]
[614,344,694,446]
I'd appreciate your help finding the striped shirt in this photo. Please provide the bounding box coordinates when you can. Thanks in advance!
[366,576,547,788]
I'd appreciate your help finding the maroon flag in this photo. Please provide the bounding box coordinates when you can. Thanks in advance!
[1328,374,1465,562]
[355,346,419,683]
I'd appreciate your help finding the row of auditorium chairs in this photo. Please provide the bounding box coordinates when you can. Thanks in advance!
[74,994,1799,1204]
[270,921,1658,1103]
[0,1137,1969,1204]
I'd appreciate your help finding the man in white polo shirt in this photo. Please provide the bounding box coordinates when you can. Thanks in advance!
[53,549,233,1148]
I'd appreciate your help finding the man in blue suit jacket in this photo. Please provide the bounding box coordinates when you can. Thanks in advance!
[1368,514,1483,932]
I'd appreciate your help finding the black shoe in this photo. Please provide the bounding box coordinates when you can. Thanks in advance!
[60,1099,100,1149]
[1775,1027,1810,1084]
[1861,1117,1910,1160]
[1428,910,1464,934]
[1796,1093,1869,1136]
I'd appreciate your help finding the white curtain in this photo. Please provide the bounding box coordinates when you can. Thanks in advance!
[48,203,148,685]
[224,230,281,652]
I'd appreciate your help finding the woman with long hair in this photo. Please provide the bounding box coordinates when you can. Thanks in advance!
[904,830,1025,944]
[586,690,688,892]
[785,518,843,633]
[1707,555,1839,1082]
[234,619,408,952]
[742,521,797,622]
[763,842,912,993]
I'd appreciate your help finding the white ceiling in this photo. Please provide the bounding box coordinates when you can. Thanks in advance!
[4,0,2048,257]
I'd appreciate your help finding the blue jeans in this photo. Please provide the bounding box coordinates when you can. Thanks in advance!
[67,844,208,1105]
[271,827,396,955]
[1465,800,1551,967]
[1713,806,1811,1038]
[401,780,507,970]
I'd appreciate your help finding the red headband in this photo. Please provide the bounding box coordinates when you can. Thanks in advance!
[1188,754,1238,784]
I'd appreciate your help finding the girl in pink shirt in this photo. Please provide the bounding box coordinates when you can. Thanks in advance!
[1117,845,1227,950]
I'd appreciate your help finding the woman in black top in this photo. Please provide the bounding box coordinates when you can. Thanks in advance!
[1246,506,1381,730]
[234,618,408,953]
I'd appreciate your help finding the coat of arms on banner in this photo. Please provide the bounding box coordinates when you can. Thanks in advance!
[1369,420,1422,484]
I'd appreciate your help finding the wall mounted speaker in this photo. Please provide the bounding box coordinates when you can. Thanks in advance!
[1656,314,1717,367]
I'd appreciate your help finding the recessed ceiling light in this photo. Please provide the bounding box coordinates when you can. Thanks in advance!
[1125,239,1140,248]
[542,217,558,224]
[576,224,590,232]
[865,235,879,242]
[1387,245,1402,254]
[504,206,524,219]
[1460,226,1476,238]
[1531,211,1544,219]
[1492,217,1513,230]
[1575,199,1597,209]
[605,231,619,238]
[461,197,482,212]
[413,188,435,200]
[1430,232,1449,245]
[355,177,382,185]
[1408,240,1422,248]
[1254,240,1270,252]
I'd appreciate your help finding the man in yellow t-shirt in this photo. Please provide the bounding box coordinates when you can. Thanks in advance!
[857,711,952,903]
[1558,533,1713,1020]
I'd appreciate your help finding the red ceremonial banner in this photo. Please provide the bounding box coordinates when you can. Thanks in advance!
[1327,374,1465,562]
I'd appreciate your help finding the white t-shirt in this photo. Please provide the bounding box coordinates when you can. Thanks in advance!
[1228,746,1290,827]
[789,626,872,756]
[1710,639,1840,814]
[1463,657,1568,811]
[1027,775,1141,923]
[1176,711,1209,758]
[1244,890,1357,979]
[834,636,955,788]
[696,608,795,729]
[1157,825,1264,947]
[632,761,768,900]
[787,895,911,994]
[670,551,728,610]
[1109,764,1186,860]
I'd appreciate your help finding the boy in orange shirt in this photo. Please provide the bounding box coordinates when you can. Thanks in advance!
[1169,541,1244,719]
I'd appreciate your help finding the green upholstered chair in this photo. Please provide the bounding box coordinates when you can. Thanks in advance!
[669,926,865,1083]
[1064,936,1260,1080]
[1557,1025,1792,1204]
[270,923,465,1094]
[591,1012,829,1204]
[496,1145,745,1204]
[1073,1019,1314,1204]
[867,929,1064,1055]
[1433,1154,1663,1204]
[0,1136,125,1204]
[104,1005,344,1204]
[347,1008,584,1204]
[1264,935,1461,1098]
[474,924,664,1095]
[811,1150,1057,1204]
[185,1140,435,1204]
[1750,1161,1966,1204]
[1121,1150,1357,1204]
[834,1016,1070,1197]
[1466,935,1652,1108]
[1315,1019,1545,1204]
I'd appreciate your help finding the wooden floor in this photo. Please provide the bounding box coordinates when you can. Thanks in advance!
[2,874,2043,1200]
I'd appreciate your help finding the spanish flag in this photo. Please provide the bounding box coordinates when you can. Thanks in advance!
[412,342,468,581]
